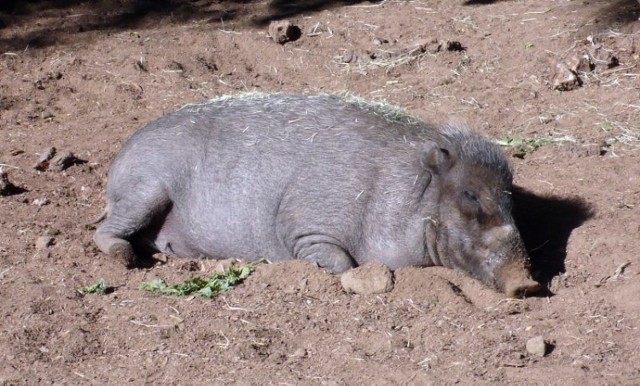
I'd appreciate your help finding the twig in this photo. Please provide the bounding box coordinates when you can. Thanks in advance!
[222,297,252,312]
[129,320,173,328]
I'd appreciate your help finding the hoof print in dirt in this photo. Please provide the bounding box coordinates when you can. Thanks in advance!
[340,262,394,295]
[268,20,301,44]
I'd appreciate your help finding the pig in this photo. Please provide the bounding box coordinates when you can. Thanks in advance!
[94,93,542,298]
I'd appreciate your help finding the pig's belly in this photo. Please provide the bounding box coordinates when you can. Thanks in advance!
[151,206,290,262]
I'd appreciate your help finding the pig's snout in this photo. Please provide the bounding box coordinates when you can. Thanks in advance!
[494,260,542,298]
[477,225,542,297]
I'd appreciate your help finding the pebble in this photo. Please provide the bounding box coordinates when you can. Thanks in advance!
[0,167,16,195]
[33,147,57,171]
[551,60,580,91]
[33,198,50,207]
[36,236,54,251]
[53,151,79,171]
[526,335,548,357]
[340,50,356,64]
[268,20,301,44]
[340,261,394,295]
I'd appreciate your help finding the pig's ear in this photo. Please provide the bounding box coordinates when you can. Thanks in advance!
[420,141,454,174]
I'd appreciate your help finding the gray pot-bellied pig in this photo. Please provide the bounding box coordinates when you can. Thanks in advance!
[94,93,542,298]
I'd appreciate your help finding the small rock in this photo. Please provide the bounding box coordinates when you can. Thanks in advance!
[152,253,169,264]
[178,260,201,271]
[33,197,50,207]
[340,261,394,295]
[591,47,619,70]
[41,111,54,120]
[446,40,465,52]
[268,20,302,44]
[372,38,389,46]
[551,60,580,91]
[166,60,185,73]
[599,137,616,155]
[289,347,307,359]
[568,54,593,74]
[572,359,588,369]
[44,229,61,237]
[340,50,357,64]
[405,38,442,55]
[35,235,54,251]
[526,335,548,357]
[80,186,93,199]
[0,167,17,196]
[33,147,56,171]
[135,58,148,72]
[52,151,83,171]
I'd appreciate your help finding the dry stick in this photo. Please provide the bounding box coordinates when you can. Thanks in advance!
[129,320,173,328]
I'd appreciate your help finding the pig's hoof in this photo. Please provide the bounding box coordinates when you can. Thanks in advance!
[109,243,138,268]
[505,279,542,298]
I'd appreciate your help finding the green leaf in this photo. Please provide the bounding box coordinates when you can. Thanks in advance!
[140,260,259,299]
[80,278,108,294]
[495,135,574,159]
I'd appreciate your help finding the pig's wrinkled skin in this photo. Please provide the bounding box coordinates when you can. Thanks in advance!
[94,93,542,297]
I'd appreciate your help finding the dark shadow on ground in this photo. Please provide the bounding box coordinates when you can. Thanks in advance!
[0,0,377,50]
[591,0,640,35]
[260,0,379,24]
[512,186,595,287]
[463,0,510,5]
[1,0,636,50]
[0,0,242,50]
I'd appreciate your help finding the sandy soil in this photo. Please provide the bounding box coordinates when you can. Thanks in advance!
[1,0,639,384]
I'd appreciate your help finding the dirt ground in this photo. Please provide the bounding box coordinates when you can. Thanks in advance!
[1,0,639,384]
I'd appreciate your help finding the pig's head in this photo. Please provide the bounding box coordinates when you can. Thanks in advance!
[420,126,542,298]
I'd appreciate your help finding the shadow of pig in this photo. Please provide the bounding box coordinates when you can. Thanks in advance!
[512,186,595,293]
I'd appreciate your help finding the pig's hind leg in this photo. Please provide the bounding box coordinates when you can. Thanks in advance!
[94,188,171,268]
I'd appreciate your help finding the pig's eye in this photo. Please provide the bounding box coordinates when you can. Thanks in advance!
[459,190,483,218]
